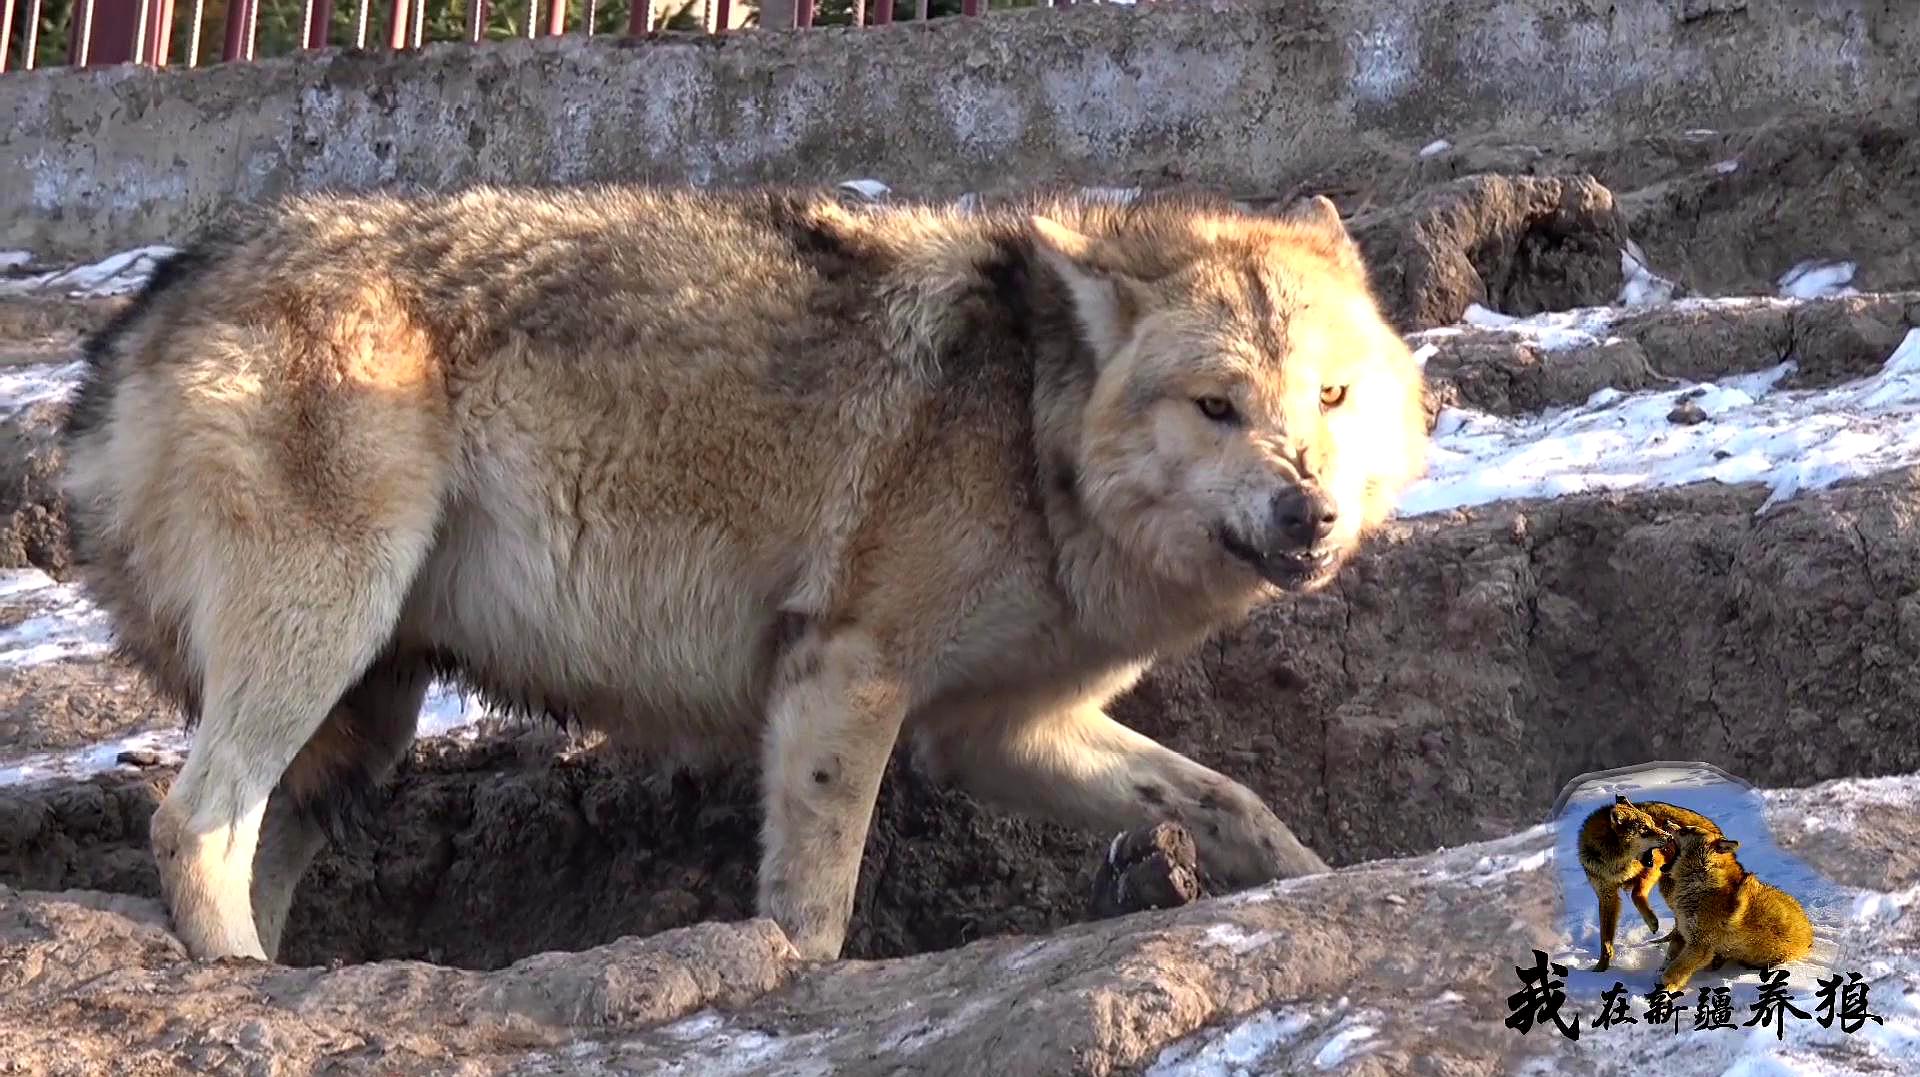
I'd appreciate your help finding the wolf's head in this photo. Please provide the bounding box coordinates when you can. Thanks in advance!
[1607,794,1675,857]
[1030,195,1427,597]
[1668,823,1740,866]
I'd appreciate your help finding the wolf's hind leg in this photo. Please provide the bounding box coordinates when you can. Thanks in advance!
[151,523,435,961]
[249,654,430,960]
[916,701,1328,888]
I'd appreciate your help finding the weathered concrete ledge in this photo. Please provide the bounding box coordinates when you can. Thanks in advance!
[5,0,1918,259]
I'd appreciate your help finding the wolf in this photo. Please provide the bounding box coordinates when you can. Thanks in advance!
[58,184,1430,962]
[1576,793,1722,972]
[1657,824,1814,993]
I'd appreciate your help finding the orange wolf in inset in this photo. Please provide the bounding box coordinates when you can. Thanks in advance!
[1658,825,1815,993]
[59,185,1430,961]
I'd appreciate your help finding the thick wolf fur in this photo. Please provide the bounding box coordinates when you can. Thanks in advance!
[1576,794,1723,972]
[1657,825,1814,993]
[60,184,1429,961]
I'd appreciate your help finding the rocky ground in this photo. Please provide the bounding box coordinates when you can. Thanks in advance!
[4,105,1920,1073]
[5,774,1920,1075]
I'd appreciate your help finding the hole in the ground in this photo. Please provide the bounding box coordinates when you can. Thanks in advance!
[0,733,1118,971]
[277,744,1108,970]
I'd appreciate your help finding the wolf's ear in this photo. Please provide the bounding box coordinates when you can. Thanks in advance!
[1029,216,1141,365]
[1614,794,1632,806]
[1280,194,1346,234]
[1711,838,1740,854]
[1275,194,1365,273]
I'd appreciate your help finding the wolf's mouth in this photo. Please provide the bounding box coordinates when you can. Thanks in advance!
[1217,529,1338,589]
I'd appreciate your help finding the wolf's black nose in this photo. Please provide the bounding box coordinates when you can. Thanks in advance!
[1274,487,1338,549]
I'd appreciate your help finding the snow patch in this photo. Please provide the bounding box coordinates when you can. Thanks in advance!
[1465,847,1554,886]
[1201,923,1277,954]
[0,360,87,415]
[1456,302,1619,351]
[649,1012,830,1077]
[836,179,891,202]
[1145,1007,1320,1077]
[1401,331,1920,517]
[1620,242,1681,307]
[1418,139,1452,158]
[0,569,115,668]
[1312,1020,1378,1069]
[1714,158,1741,175]
[0,251,31,272]
[1778,260,1860,301]
[0,246,179,298]
[0,728,191,787]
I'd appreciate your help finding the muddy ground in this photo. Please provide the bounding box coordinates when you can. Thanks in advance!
[4,106,1920,976]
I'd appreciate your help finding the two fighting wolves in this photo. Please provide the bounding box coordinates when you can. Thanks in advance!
[59,184,1430,962]
[1578,794,1813,987]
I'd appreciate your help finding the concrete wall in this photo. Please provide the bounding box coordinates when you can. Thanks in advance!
[3,1,1917,259]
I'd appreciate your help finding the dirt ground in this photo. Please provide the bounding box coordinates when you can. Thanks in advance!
[5,107,1920,975]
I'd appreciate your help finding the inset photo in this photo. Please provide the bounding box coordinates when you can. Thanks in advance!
[1548,761,1849,1005]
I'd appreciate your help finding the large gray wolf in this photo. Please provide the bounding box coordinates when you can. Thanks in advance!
[59,185,1429,962]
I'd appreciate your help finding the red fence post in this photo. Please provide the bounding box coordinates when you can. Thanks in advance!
[713,0,731,30]
[961,0,982,16]
[386,0,409,49]
[870,0,890,25]
[468,0,491,42]
[75,0,137,64]
[304,0,334,49]
[626,0,646,35]
[147,0,174,63]
[222,0,257,61]
[796,0,813,28]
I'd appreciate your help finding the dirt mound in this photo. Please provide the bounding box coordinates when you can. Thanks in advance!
[0,400,69,577]
[1351,174,1629,332]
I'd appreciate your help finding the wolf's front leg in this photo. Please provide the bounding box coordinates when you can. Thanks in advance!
[915,699,1327,886]
[757,626,909,961]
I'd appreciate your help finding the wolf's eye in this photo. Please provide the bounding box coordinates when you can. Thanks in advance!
[1320,385,1349,410]
[1195,396,1238,423]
